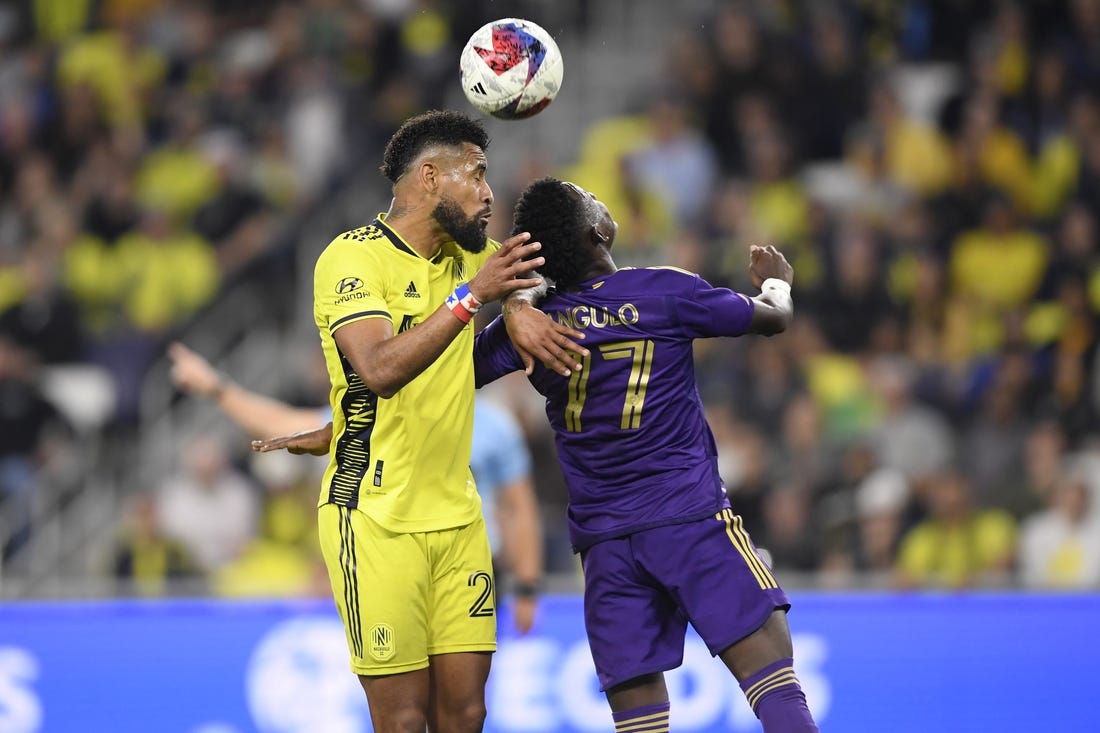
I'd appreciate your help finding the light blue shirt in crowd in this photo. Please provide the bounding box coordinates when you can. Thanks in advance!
[470,398,532,552]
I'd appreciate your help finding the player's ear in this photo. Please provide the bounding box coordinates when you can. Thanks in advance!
[417,160,439,193]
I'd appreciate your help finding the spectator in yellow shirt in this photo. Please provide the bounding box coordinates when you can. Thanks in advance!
[896,469,1017,589]
[854,83,954,196]
[950,191,1048,310]
[113,208,219,332]
[56,24,164,129]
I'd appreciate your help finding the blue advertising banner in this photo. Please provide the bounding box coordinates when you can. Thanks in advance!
[0,594,1096,732]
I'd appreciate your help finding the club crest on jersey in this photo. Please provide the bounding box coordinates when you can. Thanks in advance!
[368,624,396,661]
[404,281,421,298]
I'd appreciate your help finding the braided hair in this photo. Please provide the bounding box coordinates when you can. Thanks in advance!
[511,177,591,289]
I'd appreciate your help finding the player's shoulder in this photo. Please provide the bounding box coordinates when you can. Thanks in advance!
[617,266,702,294]
[327,221,392,251]
[316,222,390,266]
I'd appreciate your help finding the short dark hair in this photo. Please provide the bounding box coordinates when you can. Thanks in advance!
[512,177,590,288]
[380,110,490,183]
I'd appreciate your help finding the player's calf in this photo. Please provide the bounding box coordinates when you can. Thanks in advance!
[612,701,670,733]
[738,657,818,732]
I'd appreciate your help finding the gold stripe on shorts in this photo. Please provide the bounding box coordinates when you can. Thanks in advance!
[717,508,778,589]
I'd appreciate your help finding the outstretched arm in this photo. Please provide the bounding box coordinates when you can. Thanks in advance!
[168,342,323,438]
[252,422,333,455]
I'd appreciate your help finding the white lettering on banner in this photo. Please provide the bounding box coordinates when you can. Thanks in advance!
[246,618,368,733]
[0,648,42,733]
[487,634,829,733]
[558,643,613,730]
[488,639,559,730]
[665,642,730,727]
[791,634,831,723]
[245,618,830,733]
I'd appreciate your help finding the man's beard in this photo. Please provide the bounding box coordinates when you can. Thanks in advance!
[433,196,488,253]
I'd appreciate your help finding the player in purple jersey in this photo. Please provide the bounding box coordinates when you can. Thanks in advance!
[472,178,818,733]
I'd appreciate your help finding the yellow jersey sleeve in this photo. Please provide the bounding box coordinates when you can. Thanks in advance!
[314,233,393,334]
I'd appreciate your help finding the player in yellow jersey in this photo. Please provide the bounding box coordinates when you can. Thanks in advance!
[311,110,584,733]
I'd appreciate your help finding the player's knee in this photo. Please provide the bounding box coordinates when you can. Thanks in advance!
[435,699,487,733]
[374,707,429,733]
[720,609,794,680]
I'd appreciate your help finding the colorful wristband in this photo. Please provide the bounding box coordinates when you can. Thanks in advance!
[446,283,482,324]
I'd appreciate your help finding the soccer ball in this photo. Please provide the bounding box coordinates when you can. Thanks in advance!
[460,18,564,120]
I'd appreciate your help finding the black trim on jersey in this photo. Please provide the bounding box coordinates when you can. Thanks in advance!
[373,218,417,257]
[326,346,379,508]
[330,310,391,333]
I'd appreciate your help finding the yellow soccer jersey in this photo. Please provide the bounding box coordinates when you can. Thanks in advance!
[314,215,499,533]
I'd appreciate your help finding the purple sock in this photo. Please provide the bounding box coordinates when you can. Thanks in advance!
[612,701,670,733]
[738,657,819,732]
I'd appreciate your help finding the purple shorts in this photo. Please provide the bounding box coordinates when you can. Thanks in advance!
[581,508,790,691]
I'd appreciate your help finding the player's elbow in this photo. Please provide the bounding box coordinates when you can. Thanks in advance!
[370,380,401,399]
[747,294,794,336]
[762,311,793,336]
[357,367,402,399]
[750,307,793,336]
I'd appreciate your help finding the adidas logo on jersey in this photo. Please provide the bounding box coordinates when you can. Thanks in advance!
[404,281,421,298]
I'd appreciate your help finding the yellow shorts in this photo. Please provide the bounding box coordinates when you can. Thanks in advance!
[318,504,497,676]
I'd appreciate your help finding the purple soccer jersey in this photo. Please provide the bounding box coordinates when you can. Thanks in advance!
[474,266,755,551]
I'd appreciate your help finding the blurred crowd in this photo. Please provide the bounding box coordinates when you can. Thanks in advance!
[1,0,1099,595]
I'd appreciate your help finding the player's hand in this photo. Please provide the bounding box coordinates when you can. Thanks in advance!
[503,303,587,377]
[467,232,546,303]
[748,245,793,290]
[512,595,537,635]
[251,422,333,456]
[168,342,223,398]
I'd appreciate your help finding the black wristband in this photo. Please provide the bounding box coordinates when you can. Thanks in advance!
[513,581,540,598]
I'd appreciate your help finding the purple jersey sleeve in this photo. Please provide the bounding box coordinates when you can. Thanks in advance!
[473,316,524,387]
[672,276,755,338]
